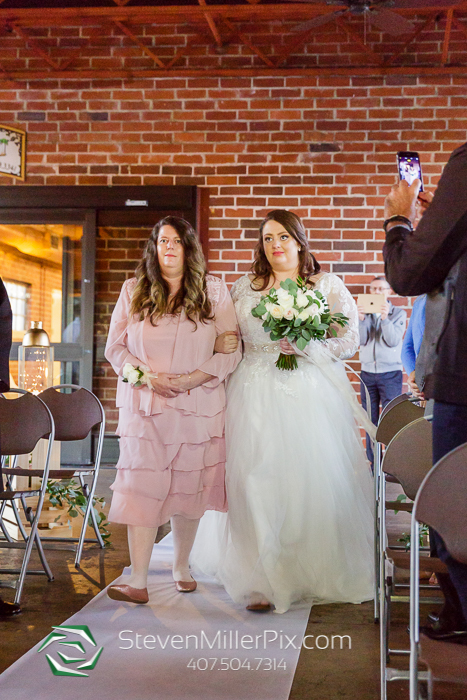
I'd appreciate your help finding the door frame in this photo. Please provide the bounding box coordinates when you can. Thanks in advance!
[0,185,209,463]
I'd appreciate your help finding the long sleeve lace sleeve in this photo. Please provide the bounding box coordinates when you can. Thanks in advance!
[313,273,359,361]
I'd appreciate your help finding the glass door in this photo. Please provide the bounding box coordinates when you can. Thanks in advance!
[1,210,96,464]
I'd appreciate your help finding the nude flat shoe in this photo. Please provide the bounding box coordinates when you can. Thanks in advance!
[175,579,197,593]
[107,584,149,604]
[246,602,273,612]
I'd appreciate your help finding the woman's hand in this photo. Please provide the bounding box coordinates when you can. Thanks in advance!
[214,331,239,354]
[148,372,184,398]
[279,338,295,355]
[168,369,214,394]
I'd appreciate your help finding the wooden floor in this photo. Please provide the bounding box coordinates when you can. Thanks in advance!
[0,468,465,700]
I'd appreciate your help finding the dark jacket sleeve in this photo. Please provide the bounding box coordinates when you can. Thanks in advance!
[383,142,467,296]
[0,279,12,393]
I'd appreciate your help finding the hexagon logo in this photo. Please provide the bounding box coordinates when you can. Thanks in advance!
[37,625,103,677]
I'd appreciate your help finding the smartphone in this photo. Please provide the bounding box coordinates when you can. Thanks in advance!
[397,151,424,191]
[357,294,385,314]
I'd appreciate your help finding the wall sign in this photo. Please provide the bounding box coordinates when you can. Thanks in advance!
[0,124,26,181]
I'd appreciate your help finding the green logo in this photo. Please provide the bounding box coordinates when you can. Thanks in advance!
[37,625,103,677]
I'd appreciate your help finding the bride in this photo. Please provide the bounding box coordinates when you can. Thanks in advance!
[191,210,375,613]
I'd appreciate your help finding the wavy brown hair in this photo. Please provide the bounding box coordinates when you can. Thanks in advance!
[251,209,321,291]
[129,216,212,327]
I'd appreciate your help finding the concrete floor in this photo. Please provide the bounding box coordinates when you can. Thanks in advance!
[0,469,465,700]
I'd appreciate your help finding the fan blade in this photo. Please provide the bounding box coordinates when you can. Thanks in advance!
[294,9,347,32]
[367,7,415,35]
[392,0,461,7]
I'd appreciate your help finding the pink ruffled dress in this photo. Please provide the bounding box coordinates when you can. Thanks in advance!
[105,275,242,528]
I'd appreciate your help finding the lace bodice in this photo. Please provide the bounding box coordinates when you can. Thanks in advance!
[231,273,359,362]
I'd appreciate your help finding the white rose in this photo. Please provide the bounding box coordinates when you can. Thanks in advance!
[297,308,311,322]
[265,301,275,314]
[309,303,321,319]
[270,305,284,319]
[296,292,309,308]
[283,307,295,321]
[276,289,294,309]
[128,367,141,385]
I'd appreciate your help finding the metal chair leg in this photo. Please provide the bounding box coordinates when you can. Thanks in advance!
[23,506,54,581]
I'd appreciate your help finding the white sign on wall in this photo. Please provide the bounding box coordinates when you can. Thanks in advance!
[0,124,26,181]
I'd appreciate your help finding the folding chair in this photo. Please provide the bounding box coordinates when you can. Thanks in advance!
[37,384,106,569]
[374,397,425,620]
[379,417,446,700]
[410,442,467,700]
[0,389,55,605]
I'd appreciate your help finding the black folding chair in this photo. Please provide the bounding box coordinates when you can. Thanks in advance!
[38,384,106,569]
[0,389,55,604]
[410,442,467,700]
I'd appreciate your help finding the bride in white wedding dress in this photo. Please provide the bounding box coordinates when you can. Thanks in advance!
[191,210,375,614]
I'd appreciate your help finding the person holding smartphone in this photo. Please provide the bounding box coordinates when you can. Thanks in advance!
[383,142,467,640]
[357,276,407,469]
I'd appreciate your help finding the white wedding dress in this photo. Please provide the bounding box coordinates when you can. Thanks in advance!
[190,273,374,614]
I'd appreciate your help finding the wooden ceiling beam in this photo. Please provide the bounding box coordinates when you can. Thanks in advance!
[383,13,437,66]
[2,4,466,26]
[222,18,275,67]
[2,65,467,80]
[198,0,223,47]
[442,8,454,65]
[113,19,166,67]
[12,23,60,70]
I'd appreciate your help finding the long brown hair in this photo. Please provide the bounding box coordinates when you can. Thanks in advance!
[251,210,321,291]
[129,216,212,326]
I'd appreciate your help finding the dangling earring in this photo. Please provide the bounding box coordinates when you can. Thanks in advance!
[298,247,301,251]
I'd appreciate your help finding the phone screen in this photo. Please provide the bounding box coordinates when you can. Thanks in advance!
[397,151,424,191]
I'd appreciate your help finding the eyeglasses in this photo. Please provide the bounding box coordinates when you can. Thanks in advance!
[369,286,390,293]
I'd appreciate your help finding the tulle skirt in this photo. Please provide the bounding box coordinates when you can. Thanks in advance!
[190,352,375,614]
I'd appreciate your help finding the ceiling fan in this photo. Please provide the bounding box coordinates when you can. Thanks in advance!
[282,0,461,37]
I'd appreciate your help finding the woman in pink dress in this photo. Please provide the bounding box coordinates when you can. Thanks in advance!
[105,216,241,604]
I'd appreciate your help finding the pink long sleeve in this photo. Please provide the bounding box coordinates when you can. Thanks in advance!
[198,279,242,388]
[105,279,143,377]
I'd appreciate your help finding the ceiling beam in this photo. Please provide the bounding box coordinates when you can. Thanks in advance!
[222,18,275,67]
[383,13,438,66]
[442,8,454,64]
[12,23,60,70]
[198,0,223,47]
[3,65,467,81]
[113,19,166,68]
[1,4,466,26]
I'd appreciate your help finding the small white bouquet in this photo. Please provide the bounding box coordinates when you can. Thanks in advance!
[122,362,153,388]
[251,277,349,370]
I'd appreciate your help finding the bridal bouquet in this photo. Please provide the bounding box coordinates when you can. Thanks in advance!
[251,277,349,370]
[122,362,153,388]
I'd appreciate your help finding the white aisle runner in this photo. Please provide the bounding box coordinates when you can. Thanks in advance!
[0,535,311,700]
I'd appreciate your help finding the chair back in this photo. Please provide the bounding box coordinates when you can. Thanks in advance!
[414,442,467,566]
[379,393,411,422]
[0,390,53,455]
[381,417,432,500]
[39,385,104,442]
[376,399,424,446]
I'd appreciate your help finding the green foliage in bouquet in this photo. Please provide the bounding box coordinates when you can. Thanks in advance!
[251,277,349,370]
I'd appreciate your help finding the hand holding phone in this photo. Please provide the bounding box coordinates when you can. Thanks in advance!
[397,151,424,192]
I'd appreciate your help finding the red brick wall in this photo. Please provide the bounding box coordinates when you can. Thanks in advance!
[1,70,466,429]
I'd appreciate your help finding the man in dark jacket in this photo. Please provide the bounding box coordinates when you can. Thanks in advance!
[0,278,21,617]
[383,141,467,639]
